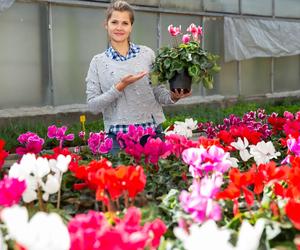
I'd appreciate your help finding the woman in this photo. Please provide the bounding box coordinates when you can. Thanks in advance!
[86,0,191,153]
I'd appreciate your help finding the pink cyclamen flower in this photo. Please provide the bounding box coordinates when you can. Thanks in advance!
[179,175,223,223]
[168,24,181,36]
[284,111,294,120]
[182,145,232,178]
[187,23,203,40]
[87,132,113,155]
[182,34,191,44]
[0,175,26,207]
[47,125,74,148]
[78,131,85,140]
[16,132,44,156]
[287,136,300,156]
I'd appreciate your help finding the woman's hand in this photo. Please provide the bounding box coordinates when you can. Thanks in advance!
[170,89,192,102]
[116,71,148,91]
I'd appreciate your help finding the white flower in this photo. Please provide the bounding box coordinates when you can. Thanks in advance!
[174,220,233,250]
[165,118,198,138]
[56,155,71,173]
[231,137,252,162]
[1,205,70,250]
[228,157,239,167]
[235,219,265,250]
[249,141,281,165]
[8,153,65,203]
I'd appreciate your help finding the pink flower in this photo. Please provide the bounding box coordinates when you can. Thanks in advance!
[16,132,44,156]
[168,24,181,36]
[187,23,203,41]
[179,175,222,223]
[284,111,294,120]
[0,175,26,207]
[182,145,232,178]
[182,34,191,44]
[143,137,172,165]
[47,125,74,148]
[287,136,300,156]
[78,131,85,140]
[143,219,167,248]
[87,132,112,155]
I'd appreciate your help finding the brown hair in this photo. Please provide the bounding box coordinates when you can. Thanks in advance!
[106,1,135,25]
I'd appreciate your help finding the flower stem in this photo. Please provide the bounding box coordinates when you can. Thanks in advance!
[56,174,62,209]
[37,186,46,212]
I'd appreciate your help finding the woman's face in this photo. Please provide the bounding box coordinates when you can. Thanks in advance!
[106,11,132,44]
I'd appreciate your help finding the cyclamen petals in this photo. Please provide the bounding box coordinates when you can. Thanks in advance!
[0,176,26,207]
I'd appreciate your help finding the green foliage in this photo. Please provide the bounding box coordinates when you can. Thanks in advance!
[150,41,220,89]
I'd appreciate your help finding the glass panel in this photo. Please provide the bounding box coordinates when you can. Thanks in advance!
[203,0,239,13]
[240,58,271,96]
[52,6,107,106]
[274,55,300,92]
[275,0,300,18]
[203,17,238,96]
[160,0,202,11]
[131,11,158,51]
[160,14,202,96]
[0,2,43,108]
[126,0,159,7]
[241,0,272,16]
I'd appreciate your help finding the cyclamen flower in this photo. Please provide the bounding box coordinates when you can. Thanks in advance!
[174,219,265,250]
[47,125,74,148]
[230,137,252,161]
[179,174,223,223]
[166,118,198,138]
[249,140,280,165]
[87,131,112,155]
[168,24,181,36]
[16,132,44,156]
[68,207,166,250]
[182,145,232,178]
[0,139,8,169]
[1,205,70,250]
[8,153,70,202]
[187,23,203,41]
[287,135,300,156]
[182,34,191,44]
[0,175,26,207]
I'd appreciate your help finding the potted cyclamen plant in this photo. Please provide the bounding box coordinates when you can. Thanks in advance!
[150,23,221,93]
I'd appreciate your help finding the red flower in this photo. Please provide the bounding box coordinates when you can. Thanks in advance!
[285,199,300,230]
[268,116,286,135]
[0,139,8,169]
[217,168,255,206]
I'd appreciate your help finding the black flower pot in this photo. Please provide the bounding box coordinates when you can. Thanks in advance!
[169,70,192,94]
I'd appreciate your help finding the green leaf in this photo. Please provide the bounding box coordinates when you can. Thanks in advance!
[188,64,200,77]
[163,58,172,69]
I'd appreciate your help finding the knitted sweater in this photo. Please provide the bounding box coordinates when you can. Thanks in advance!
[86,45,174,132]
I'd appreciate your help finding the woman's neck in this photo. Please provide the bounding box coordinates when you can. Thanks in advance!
[111,41,130,56]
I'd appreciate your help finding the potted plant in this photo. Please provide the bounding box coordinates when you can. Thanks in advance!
[150,23,221,93]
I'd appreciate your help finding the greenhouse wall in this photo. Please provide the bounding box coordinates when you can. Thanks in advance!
[0,0,299,111]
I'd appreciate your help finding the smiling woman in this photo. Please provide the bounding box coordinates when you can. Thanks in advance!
[86,0,192,154]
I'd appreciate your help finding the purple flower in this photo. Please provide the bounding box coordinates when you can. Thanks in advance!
[16,132,44,156]
[88,132,112,155]
[47,125,74,148]
[287,136,300,156]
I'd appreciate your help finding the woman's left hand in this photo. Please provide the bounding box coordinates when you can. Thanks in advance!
[170,89,192,102]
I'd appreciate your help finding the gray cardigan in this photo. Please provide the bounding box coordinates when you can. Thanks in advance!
[86,45,174,132]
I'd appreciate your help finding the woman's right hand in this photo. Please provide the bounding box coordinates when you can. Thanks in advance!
[115,71,148,91]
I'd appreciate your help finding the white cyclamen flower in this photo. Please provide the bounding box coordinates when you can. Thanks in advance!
[1,205,70,250]
[230,137,252,162]
[174,220,233,250]
[249,141,281,165]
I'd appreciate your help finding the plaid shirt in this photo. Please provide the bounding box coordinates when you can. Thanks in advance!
[105,42,140,61]
[106,43,156,134]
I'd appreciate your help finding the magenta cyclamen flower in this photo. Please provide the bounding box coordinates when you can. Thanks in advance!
[182,145,232,178]
[68,207,166,250]
[179,174,223,223]
[182,34,191,44]
[143,137,172,165]
[0,175,26,207]
[287,136,300,156]
[47,125,74,148]
[87,132,112,155]
[16,131,44,156]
